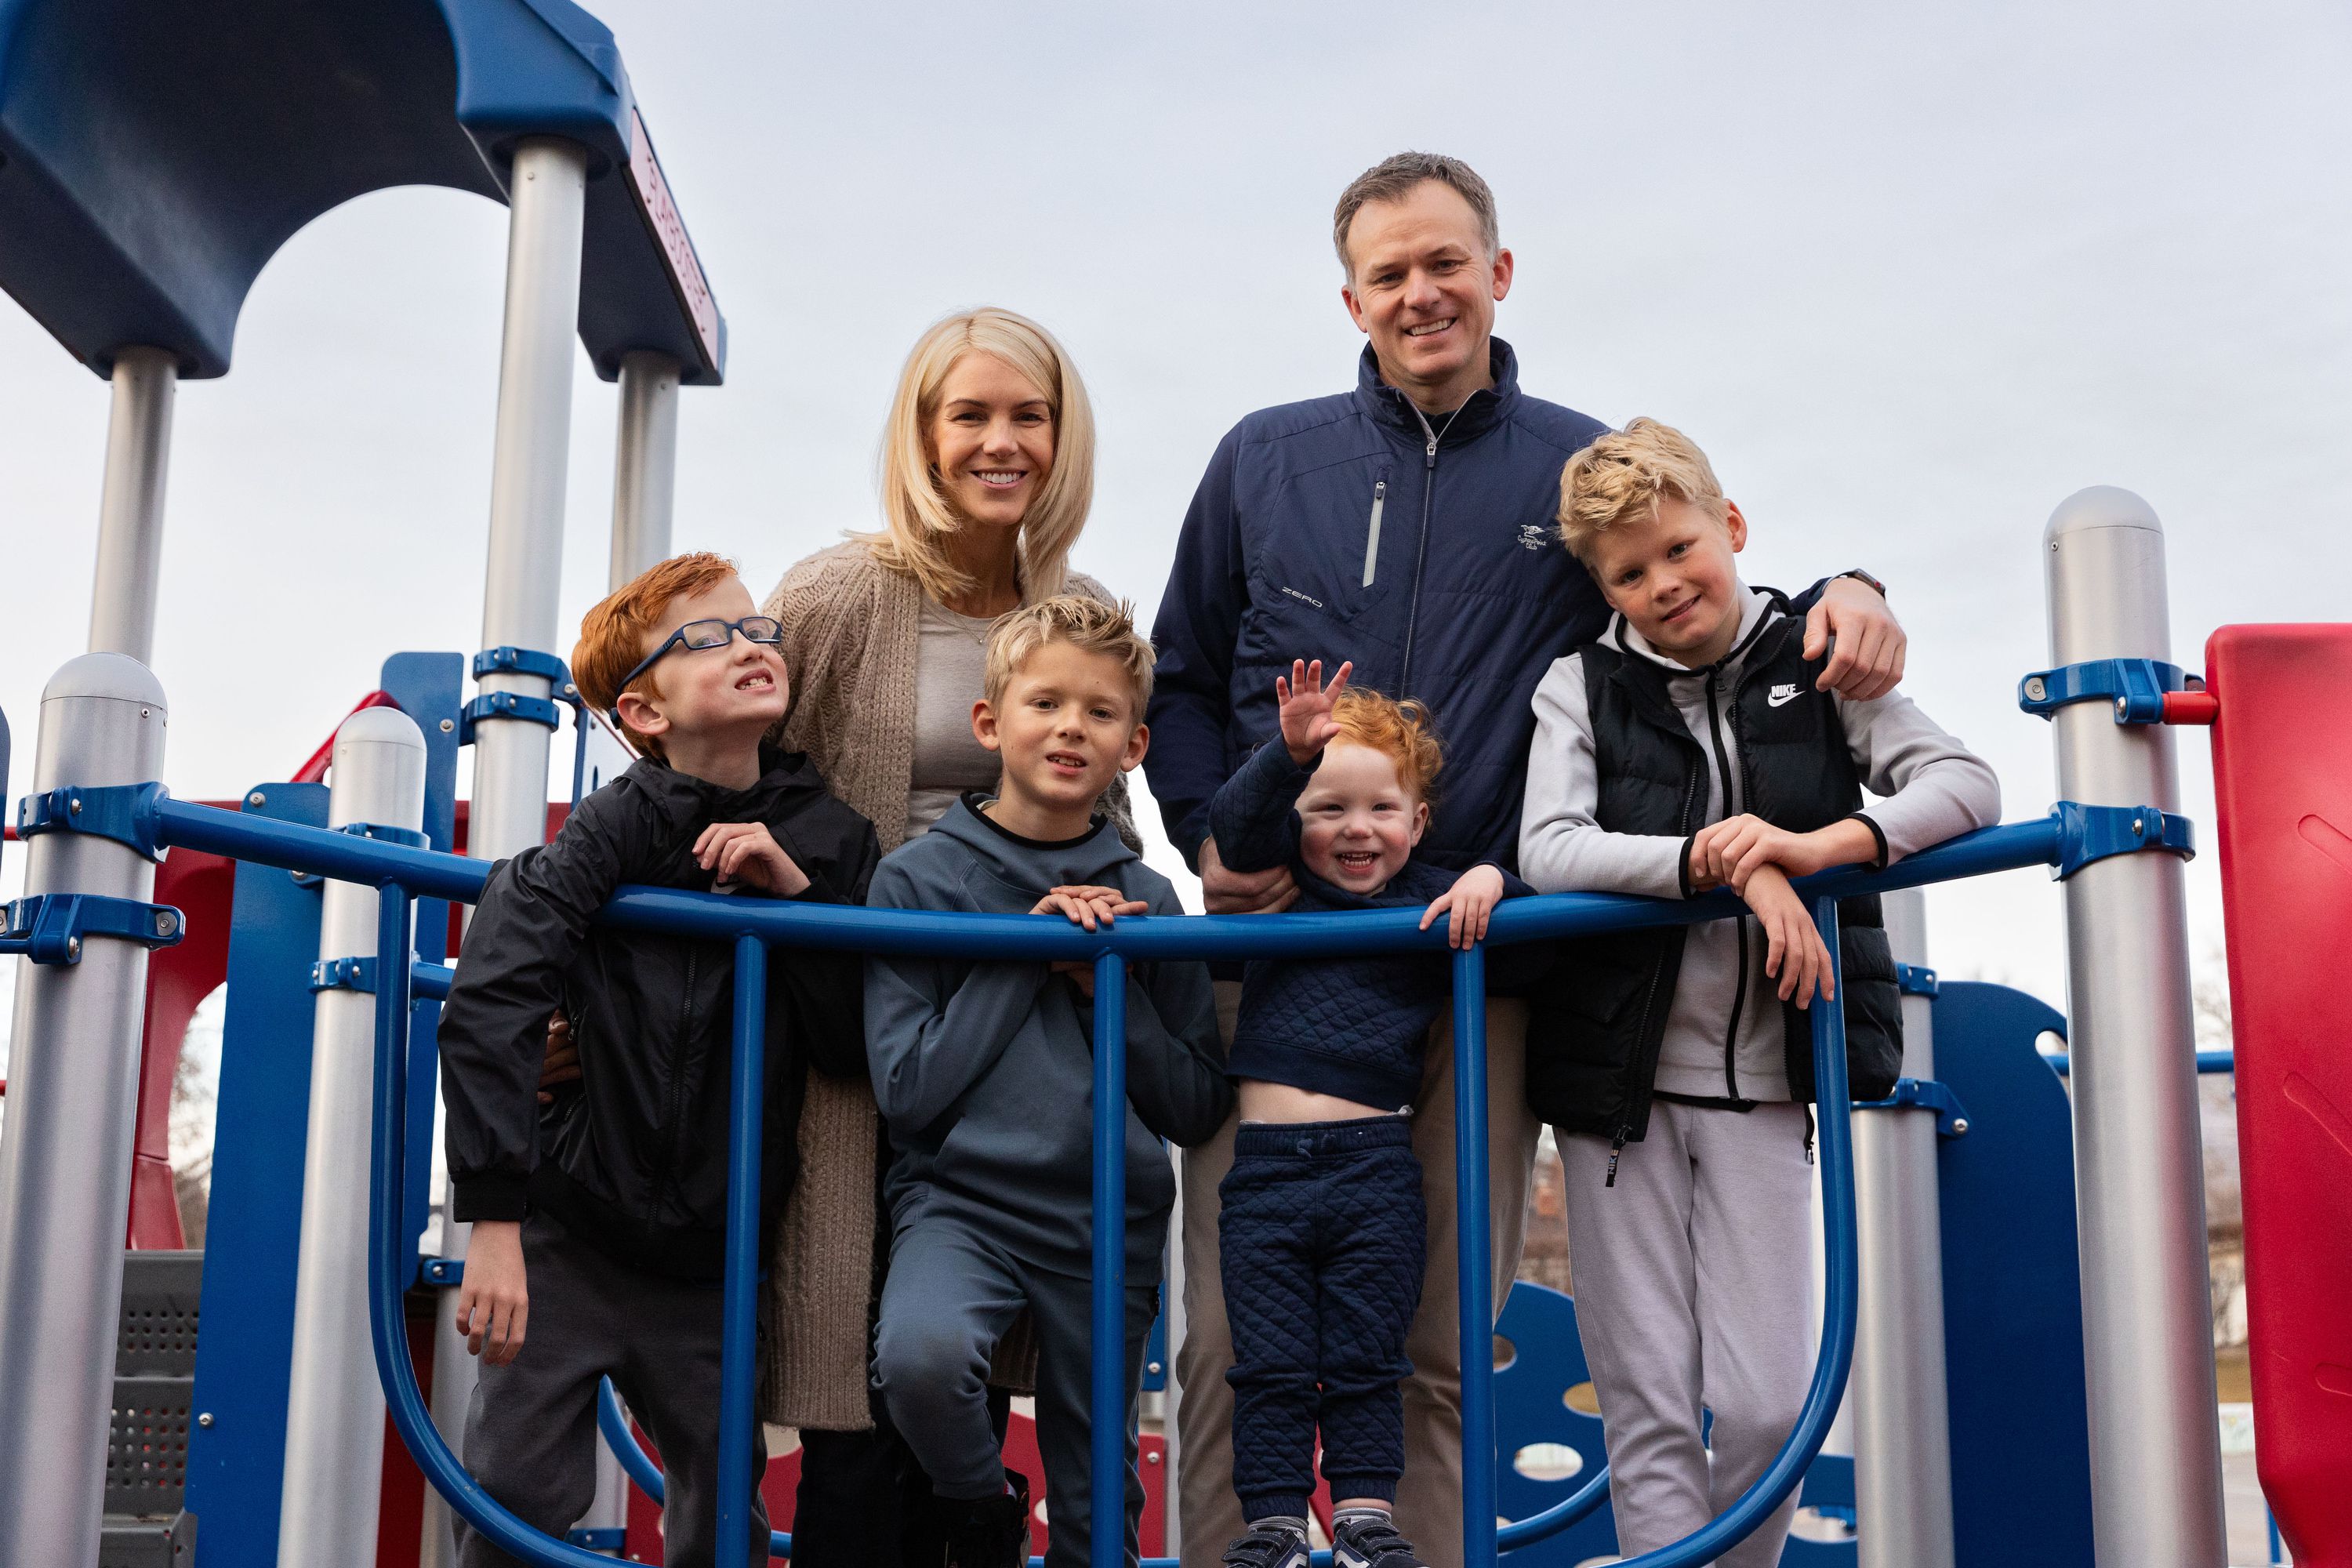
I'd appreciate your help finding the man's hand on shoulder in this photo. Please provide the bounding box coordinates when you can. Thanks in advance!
[695,822,811,897]
[1198,836,1298,914]
[1805,575,1906,701]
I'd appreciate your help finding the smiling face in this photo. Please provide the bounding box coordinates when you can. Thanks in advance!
[1585,498,1751,669]
[1341,180,1514,414]
[612,577,790,754]
[974,639,1149,829]
[927,351,1056,534]
[1295,740,1430,896]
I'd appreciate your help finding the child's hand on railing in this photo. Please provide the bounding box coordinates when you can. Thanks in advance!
[1421,863,1506,949]
[456,1220,530,1365]
[1690,814,1882,895]
[1742,865,1835,1007]
[694,822,811,897]
[1033,885,1148,933]
[1274,658,1352,765]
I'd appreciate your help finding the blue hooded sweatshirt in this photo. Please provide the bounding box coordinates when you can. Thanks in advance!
[1146,339,1611,873]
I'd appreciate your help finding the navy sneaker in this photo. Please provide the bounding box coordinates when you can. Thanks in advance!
[1330,1513,1428,1568]
[1221,1519,1311,1568]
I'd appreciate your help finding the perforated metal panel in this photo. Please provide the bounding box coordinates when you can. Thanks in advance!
[117,1250,202,1376]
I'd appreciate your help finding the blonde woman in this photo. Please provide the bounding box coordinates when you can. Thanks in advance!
[762,307,1139,1563]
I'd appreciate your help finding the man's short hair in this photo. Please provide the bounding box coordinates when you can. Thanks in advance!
[573,550,741,760]
[1329,688,1446,802]
[982,595,1156,719]
[1332,152,1500,278]
[1557,418,1730,564]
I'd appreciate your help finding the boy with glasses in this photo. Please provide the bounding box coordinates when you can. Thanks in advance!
[438,551,880,1567]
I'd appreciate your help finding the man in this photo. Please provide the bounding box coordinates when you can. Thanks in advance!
[1144,151,1906,1567]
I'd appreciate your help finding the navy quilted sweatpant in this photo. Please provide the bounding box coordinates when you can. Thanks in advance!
[1219,1116,1426,1521]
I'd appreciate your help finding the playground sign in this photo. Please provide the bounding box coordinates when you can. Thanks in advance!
[625,109,720,375]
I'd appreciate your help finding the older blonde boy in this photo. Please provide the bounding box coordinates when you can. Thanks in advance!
[864,597,1232,1568]
[1517,421,1998,1566]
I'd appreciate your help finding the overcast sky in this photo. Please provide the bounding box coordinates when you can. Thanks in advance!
[4,0,2348,1009]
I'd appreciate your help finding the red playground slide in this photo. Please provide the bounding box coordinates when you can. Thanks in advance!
[2205,623,2352,1567]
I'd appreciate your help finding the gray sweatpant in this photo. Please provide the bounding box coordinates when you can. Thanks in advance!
[872,1214,1159,1568]
[1555,1100,1814,1568]
[456,1213,769,1568]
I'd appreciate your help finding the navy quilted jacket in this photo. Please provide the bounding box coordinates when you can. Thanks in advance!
[1147,339,1611,873]
[1210,739,1539,1109]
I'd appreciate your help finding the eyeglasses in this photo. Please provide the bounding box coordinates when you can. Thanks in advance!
[613,616,784,705]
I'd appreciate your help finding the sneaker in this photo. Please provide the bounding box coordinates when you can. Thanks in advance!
[939,1468,1033,1568]
[1221,1520,1311,1568]
[1330,1512,1428,1568]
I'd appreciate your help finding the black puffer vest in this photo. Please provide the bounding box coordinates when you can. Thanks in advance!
[1526,604,1903,1145]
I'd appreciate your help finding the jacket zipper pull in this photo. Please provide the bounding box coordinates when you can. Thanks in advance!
[1803,1104,1817,1166]
[1362,480,1387,588]
[1605,1127,1628,1188]
[1425,436,1438,466]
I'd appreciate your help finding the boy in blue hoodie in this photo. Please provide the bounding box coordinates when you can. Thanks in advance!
[1207,663,1537,1568]
[865,597,1232,1568]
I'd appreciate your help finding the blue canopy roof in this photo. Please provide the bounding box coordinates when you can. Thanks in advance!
[0,0,724,383]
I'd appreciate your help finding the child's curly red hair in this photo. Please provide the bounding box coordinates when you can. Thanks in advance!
[1329,688,1444,801]
[572,551,742,760]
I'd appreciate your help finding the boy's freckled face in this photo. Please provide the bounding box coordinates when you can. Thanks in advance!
[630,579,791,739]
[976,642,1149,815]
[1295,742,1428,896]
[1586,498,1748,668]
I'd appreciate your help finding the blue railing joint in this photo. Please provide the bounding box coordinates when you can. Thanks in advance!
[2051,800,2194,880]
[14,779,171,861]
[1856,1075,1971,1138]
[0,892,184,965]
[1894,962,1939,997]
[310,955,380,993]
[421,1257,464,1287]
[2019,657,2187,724]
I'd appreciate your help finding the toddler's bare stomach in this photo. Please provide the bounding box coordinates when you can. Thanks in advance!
[1236,1079,1402,1124]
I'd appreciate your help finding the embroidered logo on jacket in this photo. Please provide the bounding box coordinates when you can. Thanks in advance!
[1518,523,1552,552]
[1767,684,1801,708]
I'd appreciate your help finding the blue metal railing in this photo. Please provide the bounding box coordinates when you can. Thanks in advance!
[142,798,2069,1568]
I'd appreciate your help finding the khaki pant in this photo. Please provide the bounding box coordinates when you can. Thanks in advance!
[1174,987,1539,1568]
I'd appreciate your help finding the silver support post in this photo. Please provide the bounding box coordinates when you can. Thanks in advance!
[279,709,428,1567]
[87,346,177,662]
[2044,486,2227,1568]
[609,349,681,586]
[423,135,590,1568]
[0,654,169,1568]
[1849,889,1955,1568]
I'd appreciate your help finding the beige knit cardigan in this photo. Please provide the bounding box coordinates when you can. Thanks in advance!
[757,539,1140,1430]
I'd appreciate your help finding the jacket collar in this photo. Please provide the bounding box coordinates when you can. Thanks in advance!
[925,793,1136,884]
[622,743,829,828]
[1606,585,1784,677]
[1353,336,1521,447]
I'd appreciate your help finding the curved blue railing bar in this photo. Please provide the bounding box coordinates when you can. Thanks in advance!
[2043,1048,2234,1076]
[142,800,2066,1568]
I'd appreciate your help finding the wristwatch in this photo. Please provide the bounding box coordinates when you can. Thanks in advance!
[1837,568,1889,602]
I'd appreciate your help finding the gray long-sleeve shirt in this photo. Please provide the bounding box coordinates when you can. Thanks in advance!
[1518,587,2001,1100]
[864,795,1231,1278]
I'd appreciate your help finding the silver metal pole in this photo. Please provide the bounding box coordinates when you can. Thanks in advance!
[0,653,169,1568]
[2044,486,2227,1568]
[87,346,177,662]
[609,349,681,587]
[1849,888,1955,1568]
[279,709,428,1567]
[424,136,590,1568]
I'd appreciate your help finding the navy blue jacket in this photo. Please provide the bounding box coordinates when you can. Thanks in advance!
[1147,339,1611,873]
[1210,739,1539,1110]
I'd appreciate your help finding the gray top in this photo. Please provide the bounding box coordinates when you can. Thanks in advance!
[863,797,1232,1278]
[905,597,1003,842]
[1519,586,2002,1101]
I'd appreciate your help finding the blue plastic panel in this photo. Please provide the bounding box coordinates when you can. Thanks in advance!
[0,0,722,381]
[1931,982,2095,1568]
[185,783,329,1568]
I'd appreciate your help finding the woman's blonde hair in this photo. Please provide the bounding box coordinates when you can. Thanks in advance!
[861,307,1096,604]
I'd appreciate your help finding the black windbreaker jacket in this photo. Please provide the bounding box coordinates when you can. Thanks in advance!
[439,746,880,1281]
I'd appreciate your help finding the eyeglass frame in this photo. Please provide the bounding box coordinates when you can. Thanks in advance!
[610,616,786,715]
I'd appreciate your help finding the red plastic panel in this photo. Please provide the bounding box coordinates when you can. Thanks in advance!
[2206,623,2352,1566]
